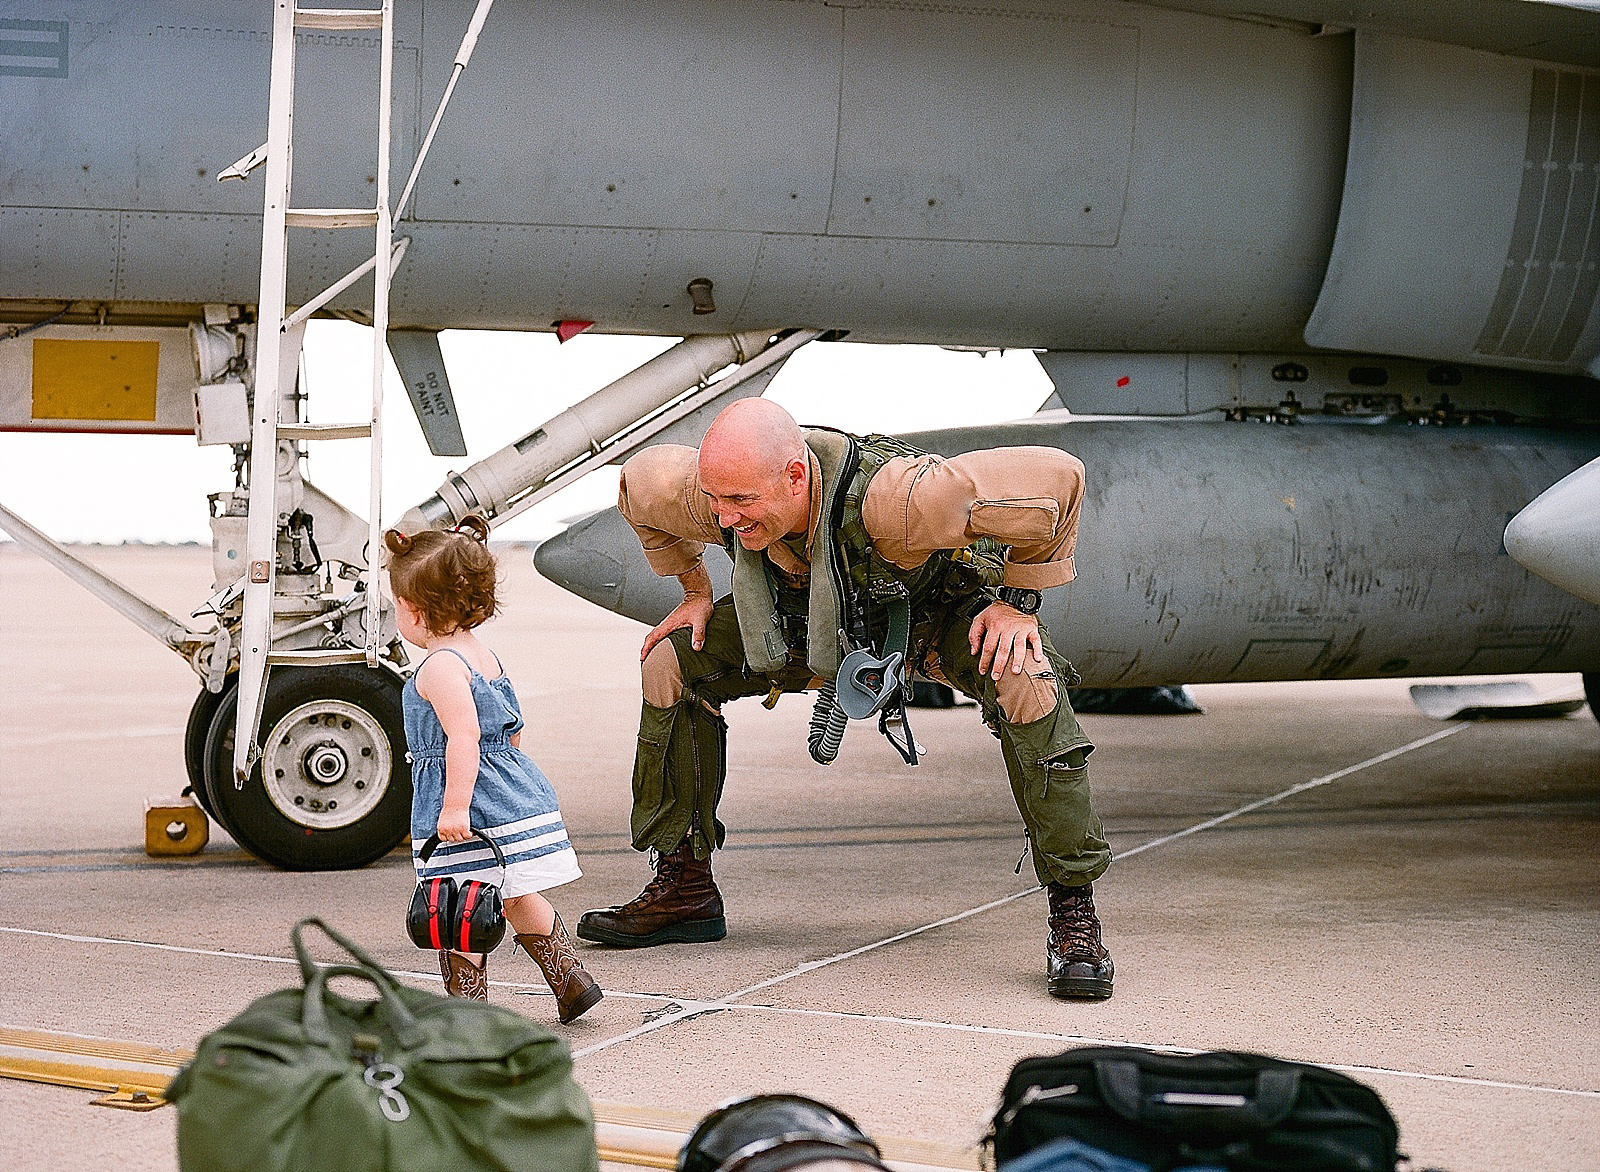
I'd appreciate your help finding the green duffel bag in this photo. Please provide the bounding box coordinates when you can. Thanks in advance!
[167,917,597,1172]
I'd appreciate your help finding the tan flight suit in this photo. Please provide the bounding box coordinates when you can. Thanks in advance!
[617,434,1110,889]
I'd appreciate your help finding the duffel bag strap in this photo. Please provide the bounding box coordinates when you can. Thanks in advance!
[292,916,401,986]
[302,963,424,1050]
[1093,1059,1300,1132]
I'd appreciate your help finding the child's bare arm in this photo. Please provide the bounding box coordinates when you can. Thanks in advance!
[417,655,480,841]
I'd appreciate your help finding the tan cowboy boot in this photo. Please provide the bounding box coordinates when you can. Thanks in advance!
[438,950,489,1001]
[516,913,603,1023]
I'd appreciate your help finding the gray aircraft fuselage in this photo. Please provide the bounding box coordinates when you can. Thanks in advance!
[4,0,1598,693]
[6,0,1600,378]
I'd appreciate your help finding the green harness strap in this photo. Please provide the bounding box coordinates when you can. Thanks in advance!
[722,429,1008,681]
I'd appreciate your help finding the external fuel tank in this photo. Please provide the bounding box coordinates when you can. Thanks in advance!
[533,421,1600,686]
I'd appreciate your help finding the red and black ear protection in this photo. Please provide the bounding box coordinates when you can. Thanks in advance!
[407,830,507,954]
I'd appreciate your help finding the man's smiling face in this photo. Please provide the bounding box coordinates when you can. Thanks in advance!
[699,458,808,551]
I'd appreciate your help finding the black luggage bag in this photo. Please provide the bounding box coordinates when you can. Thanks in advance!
[990,1047,1401,1172]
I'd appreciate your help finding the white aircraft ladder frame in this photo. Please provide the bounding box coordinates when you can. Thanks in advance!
[231,1,399,785]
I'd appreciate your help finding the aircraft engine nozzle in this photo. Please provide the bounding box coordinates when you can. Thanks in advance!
[1504,456,1600,607]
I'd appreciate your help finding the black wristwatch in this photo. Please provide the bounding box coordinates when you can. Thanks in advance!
[996,586,1041,615]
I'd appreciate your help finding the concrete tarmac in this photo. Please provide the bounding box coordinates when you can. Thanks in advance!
[1,545,1597,1171]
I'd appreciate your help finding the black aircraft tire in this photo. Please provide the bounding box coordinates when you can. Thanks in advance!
[1586,673,1600,725]
[201,666,411,871]
[183,685,230,818]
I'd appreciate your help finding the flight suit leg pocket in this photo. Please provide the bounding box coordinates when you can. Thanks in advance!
[999,708,1106,886]
[629,710,677,852]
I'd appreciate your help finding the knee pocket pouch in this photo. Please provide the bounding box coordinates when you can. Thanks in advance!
[629,726,674,846]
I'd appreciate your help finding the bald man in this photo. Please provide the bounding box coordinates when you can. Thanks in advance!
[577,399,1115,999]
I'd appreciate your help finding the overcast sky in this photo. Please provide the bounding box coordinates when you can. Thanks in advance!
[0,326,1054,544]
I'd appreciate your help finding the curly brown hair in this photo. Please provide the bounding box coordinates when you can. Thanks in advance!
[383,515,499,635]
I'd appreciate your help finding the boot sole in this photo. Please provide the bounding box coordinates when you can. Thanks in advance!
[576,917,727,948]
[1048,976,1113,1000]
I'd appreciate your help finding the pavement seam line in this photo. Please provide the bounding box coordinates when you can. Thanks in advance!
[572,721,1479,1058]
[1115,722,1472,859]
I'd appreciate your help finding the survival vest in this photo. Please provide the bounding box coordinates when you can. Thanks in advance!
[721,428,1005,681]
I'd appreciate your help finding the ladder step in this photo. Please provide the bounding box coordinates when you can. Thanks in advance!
[295,8,385,30]
[285,208,380,229]
[267,649,368,666]
[278,422,373,441]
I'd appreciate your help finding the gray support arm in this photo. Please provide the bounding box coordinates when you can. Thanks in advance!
[398,328,789,533]
[0,501,210,659]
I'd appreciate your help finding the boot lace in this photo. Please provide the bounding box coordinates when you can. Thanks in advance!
[617,848,686,913]
[1047,885,1108,962]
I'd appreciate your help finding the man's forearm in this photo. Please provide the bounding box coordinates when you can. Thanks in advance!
[678,563,714,602]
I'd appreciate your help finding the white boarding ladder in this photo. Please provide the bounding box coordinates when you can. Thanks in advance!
[232,1,398,784]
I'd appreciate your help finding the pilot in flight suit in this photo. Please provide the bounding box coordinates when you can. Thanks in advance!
[578,404,1115,999]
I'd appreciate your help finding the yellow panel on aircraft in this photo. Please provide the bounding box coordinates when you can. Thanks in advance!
[31,339,160,422]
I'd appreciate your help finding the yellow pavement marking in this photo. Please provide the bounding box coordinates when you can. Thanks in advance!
[0,1026,978,1170]
[0,1025,187,1097]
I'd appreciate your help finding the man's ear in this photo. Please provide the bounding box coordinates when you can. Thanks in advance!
[785,457,808,495]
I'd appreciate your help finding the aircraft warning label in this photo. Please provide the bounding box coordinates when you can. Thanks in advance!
[31,339,160,423]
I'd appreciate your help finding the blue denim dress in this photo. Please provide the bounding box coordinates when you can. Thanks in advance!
[404,648,581,898]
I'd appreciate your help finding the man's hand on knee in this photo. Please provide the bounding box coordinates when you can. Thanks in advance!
[970,601,1047,680]
[641,594,715,659]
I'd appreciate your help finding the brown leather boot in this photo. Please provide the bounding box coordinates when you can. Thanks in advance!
[1046,881,1114,1000]
[516,914,603,1023]
[576,838,727,947]
[438,950,489,1001]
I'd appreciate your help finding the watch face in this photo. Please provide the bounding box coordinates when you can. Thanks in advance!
[1002,588,1040,614]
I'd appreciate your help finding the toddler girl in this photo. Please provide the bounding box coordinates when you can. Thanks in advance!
[385,517,601,1022]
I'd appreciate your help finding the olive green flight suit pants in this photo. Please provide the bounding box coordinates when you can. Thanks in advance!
[629,597,1111,888]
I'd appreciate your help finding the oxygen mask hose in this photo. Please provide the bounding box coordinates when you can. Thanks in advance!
[808,682,849,764]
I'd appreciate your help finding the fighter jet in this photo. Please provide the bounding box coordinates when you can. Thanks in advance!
[1,0,1597,869]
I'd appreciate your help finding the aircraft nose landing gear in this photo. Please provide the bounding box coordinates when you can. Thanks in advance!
[262,701,390,830]
[197,666,411,870]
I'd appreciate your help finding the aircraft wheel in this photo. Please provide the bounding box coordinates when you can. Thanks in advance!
[201,666,411,870]
[1585,673,1600,724]
[183,685,230,818]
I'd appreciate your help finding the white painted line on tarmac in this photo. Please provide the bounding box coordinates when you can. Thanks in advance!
[1115,723,1472,860]
[568,887,1046,1060]
[2,917,1594,1102]
[8,722,1560,1098]
[0,927,303,968]
[573,722,1479,1060]
[0,926,676,1003]
[714,1005,1600,1100]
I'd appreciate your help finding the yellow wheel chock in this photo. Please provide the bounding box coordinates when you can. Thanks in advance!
[144,794,209,857]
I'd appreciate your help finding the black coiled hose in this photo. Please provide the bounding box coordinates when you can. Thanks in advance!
[807,682,849,764]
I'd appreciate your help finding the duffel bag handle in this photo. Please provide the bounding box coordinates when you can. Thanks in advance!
[292,916,400,985]
[416,829,508,873]
[302,963,424,1050]
[1093,1060,1300,1132]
